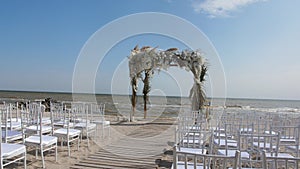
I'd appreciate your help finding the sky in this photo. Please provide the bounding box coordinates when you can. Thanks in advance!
[0,0,300,100]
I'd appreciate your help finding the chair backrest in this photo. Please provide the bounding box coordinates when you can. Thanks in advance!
[0,103,24,142]
[71,102,87,123]
[173,145,240,169]
[262,150,300,169]
[25,102,45,136]
[176,126,212,150]
[90,103,105,120]
[0,104,8,143]
[50,102,64,122]
[271,125,300,157]
[240,132,280,156]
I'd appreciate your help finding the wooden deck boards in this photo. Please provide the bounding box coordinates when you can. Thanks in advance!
[71,119,175,169]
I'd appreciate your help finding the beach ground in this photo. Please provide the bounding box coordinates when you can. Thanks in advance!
[10,116,176,169]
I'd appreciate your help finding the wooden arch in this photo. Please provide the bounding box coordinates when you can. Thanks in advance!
[128,45,207,121]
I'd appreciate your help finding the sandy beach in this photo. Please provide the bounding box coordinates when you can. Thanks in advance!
[1,92,300,169]
[5,114,176,169]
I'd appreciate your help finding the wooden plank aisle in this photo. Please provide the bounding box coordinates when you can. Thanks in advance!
[70,119,175,169]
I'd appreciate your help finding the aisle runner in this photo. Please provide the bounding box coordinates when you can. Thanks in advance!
[71,119,175,169]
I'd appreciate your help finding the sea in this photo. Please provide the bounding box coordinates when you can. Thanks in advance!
[1,90,300,119]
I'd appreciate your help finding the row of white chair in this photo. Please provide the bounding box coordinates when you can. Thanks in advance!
[1,101,109,168]
[174,109,300,169]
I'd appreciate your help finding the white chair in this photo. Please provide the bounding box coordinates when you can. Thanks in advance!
[72,102,96,148]
[1,103,22,131]
[90,103,110,139]
[0,104,26,169]
[1,104,23,143]
[24,103,52,135]
[250,133,280,156]
[263,150,300,169]
[172,145,240,169]
[53,104,81,156]
[237,132,269,169]
[175,127,211,155]
[213,123,239,151]
[50,102,67,129]
[270,125,300,157]
[24,102,57,168]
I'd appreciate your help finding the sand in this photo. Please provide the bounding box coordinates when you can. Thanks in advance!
[9,115,176,169]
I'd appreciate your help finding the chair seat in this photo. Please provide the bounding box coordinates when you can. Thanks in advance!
[264,130,277,135]
[7,118,22,122]
[74,119,90,123]
[214,139,238,147]
[25,135,57,146]
[172,162,204,169]
[240,128,253,133]
[74,123,96,129]
[265,152,295,158]
[54,121,75,127]
[280,138,296,143]
[1,143,26,159]
[218,149,249,158]
[26,125,52,133]
[30,118,52,125]
[54,128,81,137]
[286,145,300,151]
[182,139,204,144]
[92,120,110,125]
[2,130,22,140]
[214,132,232,138]
[41,117,52,125]
[253,142,277,150]
[213,127,226,132]
[176,147,207,155]
[1,121,22,129]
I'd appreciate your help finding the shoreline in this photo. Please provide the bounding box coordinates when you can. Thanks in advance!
[1,89,300,102]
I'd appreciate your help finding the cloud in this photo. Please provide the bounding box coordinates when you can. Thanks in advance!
[192,0,267,18]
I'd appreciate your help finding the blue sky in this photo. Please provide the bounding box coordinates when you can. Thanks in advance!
[0,0,299,100]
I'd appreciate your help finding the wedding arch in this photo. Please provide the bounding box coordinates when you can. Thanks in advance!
[128,45,208,121]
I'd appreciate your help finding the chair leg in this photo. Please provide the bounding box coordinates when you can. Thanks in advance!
[24,152,27,169]
[55,142,58,162]
[41,148,45,168]
[77,136,80,151]
[68,139,70,157]
[87,130,89,148]
[102,126,104,139]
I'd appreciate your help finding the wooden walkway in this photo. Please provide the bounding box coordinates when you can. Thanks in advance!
[70,119,176,169]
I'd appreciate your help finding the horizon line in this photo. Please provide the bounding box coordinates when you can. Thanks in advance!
[0,89,299,102]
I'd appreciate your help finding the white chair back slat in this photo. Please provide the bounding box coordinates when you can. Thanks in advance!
[173,145,240,169]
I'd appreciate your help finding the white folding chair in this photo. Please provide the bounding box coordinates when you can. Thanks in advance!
[72,102,96,148]
[24,102,57,168]
[0,104,26,169]
[2,103,22,131]
[270,125,300,157]
[213,123,239,151]
[25,102,52,135]
[1,104,23,143]
[90,103,110,139]
[172,145,240,169]
[175,126,212,155]
[263,150,300,169]
[237,132,269,169]
[53,104,81,156]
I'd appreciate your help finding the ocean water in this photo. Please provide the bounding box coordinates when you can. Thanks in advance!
[0,90,300,118]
